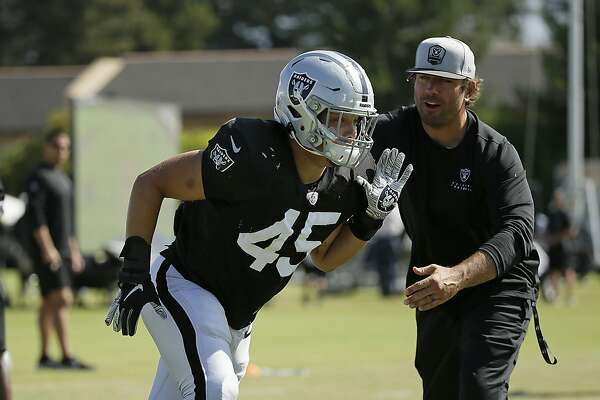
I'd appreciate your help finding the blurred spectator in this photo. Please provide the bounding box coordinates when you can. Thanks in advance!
[545,190,577,305]
[0,178,13,399]
[299,256,328,305]
[364,209,404,297]
[23,130,92,370]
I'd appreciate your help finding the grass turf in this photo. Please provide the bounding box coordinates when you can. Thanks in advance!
[4,271,600,399]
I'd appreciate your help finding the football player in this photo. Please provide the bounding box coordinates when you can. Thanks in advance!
[105,50,412,400]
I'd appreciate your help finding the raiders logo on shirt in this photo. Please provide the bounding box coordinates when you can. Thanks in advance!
[210,144,235,172]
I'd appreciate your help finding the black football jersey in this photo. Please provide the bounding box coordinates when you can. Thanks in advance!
[166,118,372,329]
[372,106,538,300]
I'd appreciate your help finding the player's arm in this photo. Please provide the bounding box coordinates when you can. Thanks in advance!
[126,150,205,242]
[106,150,205,336]
[313,148,413,272]
[310,225,366,272]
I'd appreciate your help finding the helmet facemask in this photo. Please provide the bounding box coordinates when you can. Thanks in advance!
[288,91,376,167]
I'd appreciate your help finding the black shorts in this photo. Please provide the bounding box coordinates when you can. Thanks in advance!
[415,294,532,400]
[34,259,72,297]
[548,244,572,271]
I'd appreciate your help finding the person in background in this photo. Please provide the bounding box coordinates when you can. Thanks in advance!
[364,208,404,297]
[0,178,13,399]
[24,130,92,370]
[545,189,577,305]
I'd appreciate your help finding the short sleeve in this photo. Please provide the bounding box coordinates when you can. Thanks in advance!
[202,120,259,203]
[26,174,47,228]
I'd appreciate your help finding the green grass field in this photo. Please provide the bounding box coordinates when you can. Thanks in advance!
[4,272,600,400]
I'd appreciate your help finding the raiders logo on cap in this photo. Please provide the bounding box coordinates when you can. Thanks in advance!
[427,45,446,65]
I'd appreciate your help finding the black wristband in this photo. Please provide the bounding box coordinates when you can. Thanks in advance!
[348,212,383,241]
[119,236,151,284]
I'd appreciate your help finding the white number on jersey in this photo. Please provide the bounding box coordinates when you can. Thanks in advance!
[236,209,341,277]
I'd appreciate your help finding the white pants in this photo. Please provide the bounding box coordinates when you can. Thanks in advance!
[142,255,252,400]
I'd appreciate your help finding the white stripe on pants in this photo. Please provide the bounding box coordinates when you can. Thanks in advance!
[142,255,251,400]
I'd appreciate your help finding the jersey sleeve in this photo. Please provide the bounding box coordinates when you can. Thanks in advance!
[478,141,536,278]
[201,119,262,203]
[25,174,48,229]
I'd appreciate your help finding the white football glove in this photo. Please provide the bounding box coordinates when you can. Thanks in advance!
[356,148,413,220]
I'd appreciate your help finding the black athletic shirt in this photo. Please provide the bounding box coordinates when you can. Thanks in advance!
[372,106,538,300]
[165,118,372,329]
[25,162,74,257]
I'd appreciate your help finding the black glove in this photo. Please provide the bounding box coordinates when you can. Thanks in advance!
[105,236,166,336]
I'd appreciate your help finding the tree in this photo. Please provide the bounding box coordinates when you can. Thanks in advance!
[0,0,87,65]
[206,0,522,109]
[0,0,219,65]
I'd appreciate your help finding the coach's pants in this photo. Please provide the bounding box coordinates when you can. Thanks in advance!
[415,294,532,400]
[142,255,251,400]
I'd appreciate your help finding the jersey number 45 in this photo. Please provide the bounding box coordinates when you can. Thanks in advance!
[237,209,341,277]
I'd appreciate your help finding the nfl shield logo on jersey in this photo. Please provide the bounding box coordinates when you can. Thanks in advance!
[288,72,317,105]
[306,191,319,206]
[210,144,235,172]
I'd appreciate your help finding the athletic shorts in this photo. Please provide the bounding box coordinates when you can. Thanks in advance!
[34,259,72,297]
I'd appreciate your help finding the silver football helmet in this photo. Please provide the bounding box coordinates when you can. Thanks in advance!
[274,50,378,167]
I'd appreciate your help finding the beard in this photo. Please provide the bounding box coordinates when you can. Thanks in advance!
[416,102,451,127]
[415,96,464,128]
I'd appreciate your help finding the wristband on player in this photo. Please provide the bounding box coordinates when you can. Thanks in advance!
[118,236,151,284]
[348,212,384,241]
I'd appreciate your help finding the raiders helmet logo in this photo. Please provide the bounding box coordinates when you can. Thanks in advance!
[377,186,400,212]
[427,45,446,65]
[459,168,471,182]
[210,144,235,172]
[288,72,317,105]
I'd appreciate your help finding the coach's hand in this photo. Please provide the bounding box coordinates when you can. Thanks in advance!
[105,236,166,336]
[356,148,413,220]
[404,265,462,311]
